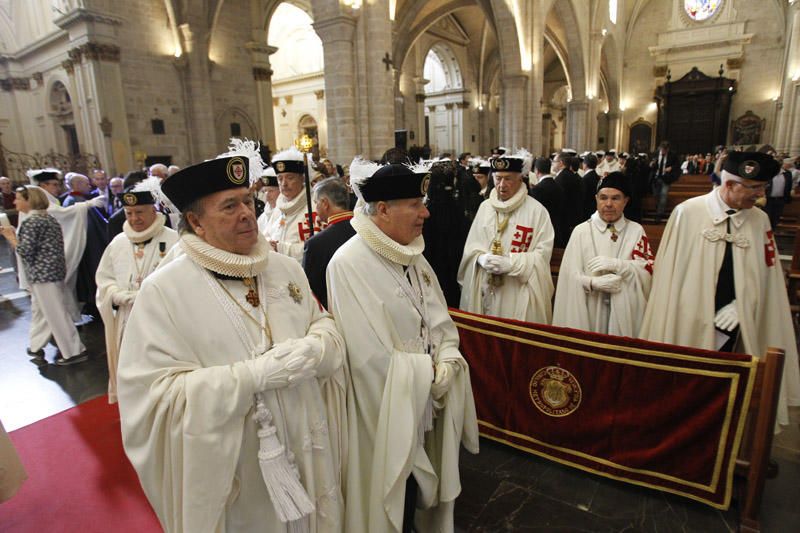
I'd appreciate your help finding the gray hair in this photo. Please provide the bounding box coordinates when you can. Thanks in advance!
[178,197,205,234]
[312,177,350,209]
[362,201,380,216]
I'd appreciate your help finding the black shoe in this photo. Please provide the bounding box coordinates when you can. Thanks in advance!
[54,351,90,366]
[27,347,45,357]
[29,355,48,368]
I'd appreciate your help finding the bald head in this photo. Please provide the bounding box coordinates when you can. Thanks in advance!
[149,164,168,181]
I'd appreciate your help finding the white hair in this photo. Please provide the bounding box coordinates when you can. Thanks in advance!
[149,163,168,175]
[65,172,88,188]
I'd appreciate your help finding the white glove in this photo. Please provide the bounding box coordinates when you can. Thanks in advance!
[111,290,137,306]
[477,254,493,271]
[590,274,623,294]
[486,255,513,275]
[714,301,739,332]
[587,256,624,275]
[246,340,318,391]
[282,337,324,379]
[430,361,460,400]
[87,195,106,209]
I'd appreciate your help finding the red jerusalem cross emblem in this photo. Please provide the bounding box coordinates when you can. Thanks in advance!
[510,225,534,253]
[297,211,320,242]
[631,235,655,274]
[765,230,776,267]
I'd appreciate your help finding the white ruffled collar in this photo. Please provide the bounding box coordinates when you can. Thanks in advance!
[276,189,307,216]
[123,213,166,244]
[180,233,270,278]
[350,211,424,266]
[489,185,528,214]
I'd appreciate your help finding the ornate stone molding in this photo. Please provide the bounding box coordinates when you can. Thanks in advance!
[314,89,325,100]
[456,102,469,109]
[62,60,75,75]
[54,7,123,29]
[0,77,31,91]
[68,42,121,64]
[253,67,273,81]
[444,103,454,110]
[272,97,280,107]
[653,65,668,78]
[32,72,44,85]
[415,93,426,103]
[313,15,357,43]
[726,57,743,70]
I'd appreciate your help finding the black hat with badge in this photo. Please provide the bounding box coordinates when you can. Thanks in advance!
[162,156,250,211]
[119,191,156,206]
[723,151,780,182]
[354,163,430,202]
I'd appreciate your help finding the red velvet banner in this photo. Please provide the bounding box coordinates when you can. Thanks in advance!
[450,309,757,509]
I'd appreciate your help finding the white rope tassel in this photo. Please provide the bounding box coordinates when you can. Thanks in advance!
[254,396,315,526]
[417,394,435,446]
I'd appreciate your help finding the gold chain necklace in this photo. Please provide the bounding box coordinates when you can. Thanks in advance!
[214,277,273,340]
[489,211,511,287]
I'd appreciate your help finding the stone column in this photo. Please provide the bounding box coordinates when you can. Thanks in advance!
[178,21,218,159]
[541,110,553,156]
[314,15,358,163]
[566,99,589,151]
[413,77,429,145]
[55,8,133,172]
[501,75,528,148]
[246,37,278,152]
[524,8,545,153]
[775,2,800,153]
[607,111,622,152]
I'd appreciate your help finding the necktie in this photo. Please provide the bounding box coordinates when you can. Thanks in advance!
[607,223,618,242]
[659,154,666,178]
[714,209,736,311]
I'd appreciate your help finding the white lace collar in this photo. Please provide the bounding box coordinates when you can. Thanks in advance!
[276,189,308,216]
[180,233,270,278]
[123,213,166,244]
[350,211,424,266]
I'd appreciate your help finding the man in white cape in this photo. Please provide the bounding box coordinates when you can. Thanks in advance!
[553,172,654,336]
[117,141,346,533]
[458,151,555,323]
[256,166,280,234]
[640,151,800,427]
[264,147,317,262]
[327,160,479,533]
[95,184,178,403]
[18,169,105,321]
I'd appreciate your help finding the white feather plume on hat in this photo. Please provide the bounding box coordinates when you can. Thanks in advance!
[271,146,305,163]
[348,156,382,202]
[216,137,266,186]
[26,168,63,185]
[507,148,533,176]
[132,176,173,210]
[405,159,434,175]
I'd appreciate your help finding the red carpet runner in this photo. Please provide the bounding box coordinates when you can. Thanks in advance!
[0,396,161,532]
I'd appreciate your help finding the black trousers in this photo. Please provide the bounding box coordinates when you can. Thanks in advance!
[403,475,418,533]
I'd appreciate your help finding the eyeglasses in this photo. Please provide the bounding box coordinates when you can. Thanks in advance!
[731,180,768,191]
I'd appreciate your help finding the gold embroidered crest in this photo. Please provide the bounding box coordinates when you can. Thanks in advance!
[226,157,247,185]
[276,161,286,173]
[421,174,431,195]
[123,193,138,206]
[529,366,581,417]
[422,270,432,287]
[287,281,303,304]
[492,158,509,171]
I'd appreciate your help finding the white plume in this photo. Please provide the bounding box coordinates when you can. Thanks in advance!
[271,146,305,163]
[217,137,266,186]
[405,159,433,175]
[26,168,62,184]
[348,156,381,201]
[508,147,533,176]
[132,176,174,211]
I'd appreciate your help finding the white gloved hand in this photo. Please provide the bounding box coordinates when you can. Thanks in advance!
[591,274,623,293]
[87,195,106,209]
[486,255,513,275]
[477,254,493,271]
[247,341,318,391]
[714,300,739,332]
[430,361,460,400]
[587,256,624,275]
[111,290,137,306]
[282,337,324,383]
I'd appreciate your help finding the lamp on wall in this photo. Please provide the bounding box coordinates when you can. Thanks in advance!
[341,0,362,10]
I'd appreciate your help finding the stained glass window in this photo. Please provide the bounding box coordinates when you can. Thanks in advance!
[684,0,723,22]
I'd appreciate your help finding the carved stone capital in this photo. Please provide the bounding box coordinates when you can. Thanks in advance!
[444,103,454,110]
[456,102,469,109]
[314,89,325,100]
[68,42,121,63]
[253,67,273,81]
[726,57,743,70]
[32,72,44,85]
[415,93,426,103]
[62,60,75,75]
[653,65,668,78]
[0,77,31,91]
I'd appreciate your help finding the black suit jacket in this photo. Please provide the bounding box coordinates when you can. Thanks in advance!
[581,170,600,221]
[530,177,567,247]
[768,171,793,203]
[555,169,585,236]
[302,217,356,309]
[650,151,680,184]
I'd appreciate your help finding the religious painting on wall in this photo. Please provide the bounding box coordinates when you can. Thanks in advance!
[628,120,652,155]
[684,0,723,22]
[730,110,765,147]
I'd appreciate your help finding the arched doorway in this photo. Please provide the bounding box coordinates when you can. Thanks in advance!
[423,42,465,155]
[48,81,79,156]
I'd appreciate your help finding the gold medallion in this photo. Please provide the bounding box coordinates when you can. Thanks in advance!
[529,366,581,417]
[288,281,303,304]
[226,157,247,185]
[422,271,431,287]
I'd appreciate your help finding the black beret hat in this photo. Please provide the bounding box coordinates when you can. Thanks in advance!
[273,159,305,175]
[491,156,524,173]
[491,146,507,156]
[161,156,250,211]
[119,191,155,206]
[723,151,780,182]
[596,171,631,197]
[359,163,430,202]
[31,171,61,183]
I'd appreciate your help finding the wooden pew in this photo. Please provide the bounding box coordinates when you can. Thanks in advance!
[735,348,785,533]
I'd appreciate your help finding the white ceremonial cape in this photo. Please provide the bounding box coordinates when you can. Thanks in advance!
[552,214,654,336]
[597,159,622,177]
[458,186,555,323]
[327,216,479,533]
[95,215,178,403]
[640,191,800,426]
[256,204,274,235]
[264,190,316,262]
[17,190,91,319]
[117,240,346,532]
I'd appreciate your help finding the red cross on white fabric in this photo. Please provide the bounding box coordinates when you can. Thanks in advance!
[764,230,776,267]
[631,235,655,274]
[510,225,534,253]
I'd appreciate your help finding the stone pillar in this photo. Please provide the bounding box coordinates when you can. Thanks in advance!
[179,21,218,159]
[607,111,622,152]
[246,37,278,152]
[358,0,395,159]
[541,111,553,156]
[775,3,800,153]
[525,9,545,153]
[314,15,357,163]
[55,8,133,172]
[566,99,589,151]
[413,77,429,145]
[501,74,528,148]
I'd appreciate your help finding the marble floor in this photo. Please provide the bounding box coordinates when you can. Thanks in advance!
[1,238,798,532]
